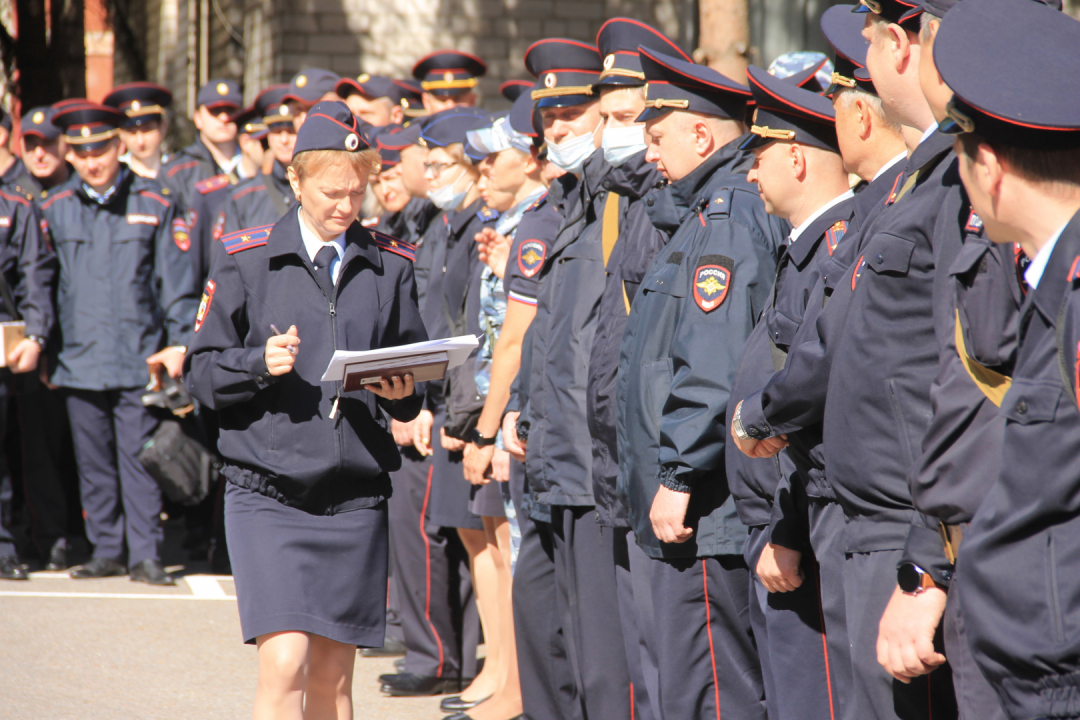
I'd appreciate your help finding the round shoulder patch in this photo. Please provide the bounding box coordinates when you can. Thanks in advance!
[518,240,547,278]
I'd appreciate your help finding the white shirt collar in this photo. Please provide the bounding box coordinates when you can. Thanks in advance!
[218,153,243,176]
[1024,221,1070,290]
[873,151,908,182]
[297,207,346,284]
[789,190,855,243]
[919,122,939,146]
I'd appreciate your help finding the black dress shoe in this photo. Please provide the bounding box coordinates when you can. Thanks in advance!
[0,555,28,580]
[70,557,127,579]
[362,636,406,657]
[379,673,466,697]
[129,559,176,586]
[45,541,68,571]
[440,694,491,712]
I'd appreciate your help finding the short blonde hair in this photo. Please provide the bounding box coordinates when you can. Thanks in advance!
[290,147,381,181]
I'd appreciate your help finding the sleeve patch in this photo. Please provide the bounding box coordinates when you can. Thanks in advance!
[222,225,273,254]
[825,220,848,256]
[211,212,225,242]
[195,174,230,195]
[965,210,984,235]
[194,279,216,333]
[172,217,191,252]
[127,213,160,226]
[693,255,734,313]
[517,240,547,278]
[371,230,417,261]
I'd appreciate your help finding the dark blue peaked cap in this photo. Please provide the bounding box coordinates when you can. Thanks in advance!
[102,82,173,128]
[937,0,1080,150]
[821,5,877,96]
[21,106,62,141]
[525,39,603,108]
[370,125,403,167]
[636,47,751,123]
[500,80,534,102]
[336,74,399,102]
[249,84,293,127]
[508,84,542,145]
[52,103,124,151]
[419,109,493,148]
[853,0,923,29]
[595,18,690,88]
[377,121,423,150]
[741,65,838,152]
[412,50,487,97]
[196,79,242,110]
[292,101,372,155]
[283,68,340,105]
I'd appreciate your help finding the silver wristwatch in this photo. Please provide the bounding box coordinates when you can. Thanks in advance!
[732,400,750,441]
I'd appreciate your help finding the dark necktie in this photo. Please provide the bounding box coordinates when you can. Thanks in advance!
[313,245,337,294]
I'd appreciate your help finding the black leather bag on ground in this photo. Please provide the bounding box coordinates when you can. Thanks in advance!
[138,419,218,506]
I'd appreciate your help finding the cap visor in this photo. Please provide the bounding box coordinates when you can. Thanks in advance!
[738,133,767,151]
[536,94,594,109]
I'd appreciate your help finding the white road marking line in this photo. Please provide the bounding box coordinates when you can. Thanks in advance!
[186,575,228,599]
[0,591,235,600]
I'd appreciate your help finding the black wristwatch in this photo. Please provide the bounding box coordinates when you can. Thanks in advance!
[471,428,497,447]
[897,563,937,595]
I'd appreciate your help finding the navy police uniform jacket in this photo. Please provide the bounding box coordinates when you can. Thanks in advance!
[518,150,613,507]
[40,168,197,390]
[377,198,438,301]
[727,194,855,532]
[616,140,787,560]
[1,157,44,202]
[161,137,235,214]
[958,214,1080,720]
[217,161,296,246]
[184,209,427,513]
[585,150,665,528]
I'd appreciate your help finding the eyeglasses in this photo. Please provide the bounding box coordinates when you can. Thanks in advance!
[423,161,458,177]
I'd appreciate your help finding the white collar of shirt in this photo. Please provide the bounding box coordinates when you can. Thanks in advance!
[789,190,855,243]
[919,122,939,146]
[297,207,346,284]
[217,153,243,176]
[873,151,908,182]
[1024,221,1070,290]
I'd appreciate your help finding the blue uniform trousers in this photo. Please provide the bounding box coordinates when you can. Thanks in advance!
[613,528,660,720]
[943,571,1007,720]
[808,498,855,720]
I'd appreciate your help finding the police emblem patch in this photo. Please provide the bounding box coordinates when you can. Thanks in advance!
[965,210,984,234]
[693,260,732,313]
[826,219,847,256]
[172,217,191,252]
[194,279,215,333]
[518,240,546,278]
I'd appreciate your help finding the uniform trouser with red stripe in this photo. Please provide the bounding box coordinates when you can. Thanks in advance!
[614,528,661,720]
[842,548,957,720]
[649,552,767,720]
[387,448,478,679]
[808,498,855,720]
[745,524,834,720]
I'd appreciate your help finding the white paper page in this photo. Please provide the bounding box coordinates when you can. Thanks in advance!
[320,334,479,382]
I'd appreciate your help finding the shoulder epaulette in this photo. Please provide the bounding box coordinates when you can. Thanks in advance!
[1069,256,1080,284]
[10,185,33,202]
[477,205,499,223]
[0,188,31,207]
[965,209,984,235]
[166,160,200,178]
[526,192,549,212]
[195,174,230,195]
[40,189,73,210]
[825,219,848,256]
[234,184,265,200]
[705,188,733,218]
[371,230,417,262]
[137,189,171,207]
[222,224,274,255]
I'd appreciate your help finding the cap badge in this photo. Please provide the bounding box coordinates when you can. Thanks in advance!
[443,71,455,83]
[217,82,229,95]
[279,105,290,116]
[131,100,141,111]
[296,75,308,88]
[80,126,91,138]
[345,133,360,151]
[31,111,43,124]
[401,99,410,109]
[544,73,557,89]
[604,54,615,70]
[357,73,370,84]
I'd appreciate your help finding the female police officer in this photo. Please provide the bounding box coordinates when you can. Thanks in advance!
[184,101,426,719]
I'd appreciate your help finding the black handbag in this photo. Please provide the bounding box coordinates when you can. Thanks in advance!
[138,419,218,506]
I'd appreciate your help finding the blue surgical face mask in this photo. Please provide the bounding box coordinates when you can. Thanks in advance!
[427,167,473,210]
[601,124,647,168]
[547,121,601,174]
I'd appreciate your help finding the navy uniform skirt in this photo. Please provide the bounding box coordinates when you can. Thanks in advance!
[225,482,389,647]
[468,480,507,518]
[427,408,484,531]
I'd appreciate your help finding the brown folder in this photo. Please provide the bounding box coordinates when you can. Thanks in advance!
[0,321,26,368]
[342,351,449,392]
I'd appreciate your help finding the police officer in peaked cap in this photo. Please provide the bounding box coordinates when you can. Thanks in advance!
[0,105,44,200]
[283,68,342,130]
[20,106,71,193]
[44,103,198,586]
[103,82,174,179]
[412,50,487,113]
[184,100,426,716]
[336,74,408,127]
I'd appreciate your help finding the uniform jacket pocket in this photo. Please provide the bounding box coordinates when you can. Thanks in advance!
[1002,379,1062,426]
[865,233,916,277]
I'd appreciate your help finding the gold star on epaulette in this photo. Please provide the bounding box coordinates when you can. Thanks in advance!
[391,240,399,247]
[715,197,724,204]
[161,187,171,195]
[240,234,251,242]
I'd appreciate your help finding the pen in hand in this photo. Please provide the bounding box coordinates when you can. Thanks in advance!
[270,324,297,354]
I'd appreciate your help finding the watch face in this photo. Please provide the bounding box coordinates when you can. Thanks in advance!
[897,563,923,594]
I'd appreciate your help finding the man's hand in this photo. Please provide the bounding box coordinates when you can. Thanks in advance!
[7,338,40,374]
[491,448,510,483]
[364,373,414,401]
[265,325,300,376]
[650,485,693,544]
[440,427,466,452]
[147,346,186,379]
[392,418,417,447]
[729,417,789,458]
[464,442,496,485]
[412,410,435,456]
[39,363,57,390]
[502,411,526,462]
[475,227,512,279]
[877,585,948,683]
[756,543,804,593]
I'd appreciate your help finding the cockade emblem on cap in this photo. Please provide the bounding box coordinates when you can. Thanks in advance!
[444,72,455,83]
[31,111,43,124]
[279,105,291,116]
[401,99,411,109]
[358,73,370,84]
[296,75,308,87]
[604,54,616,70]
[80,126,91,138]
[131,100,142,111]
[217,82,229,95]
[345,133,360,151]
[544,73,557,89]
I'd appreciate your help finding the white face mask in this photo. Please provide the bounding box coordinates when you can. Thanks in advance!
[547,121,601,174]
[427,167,473,210]
[601,124,647,168]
